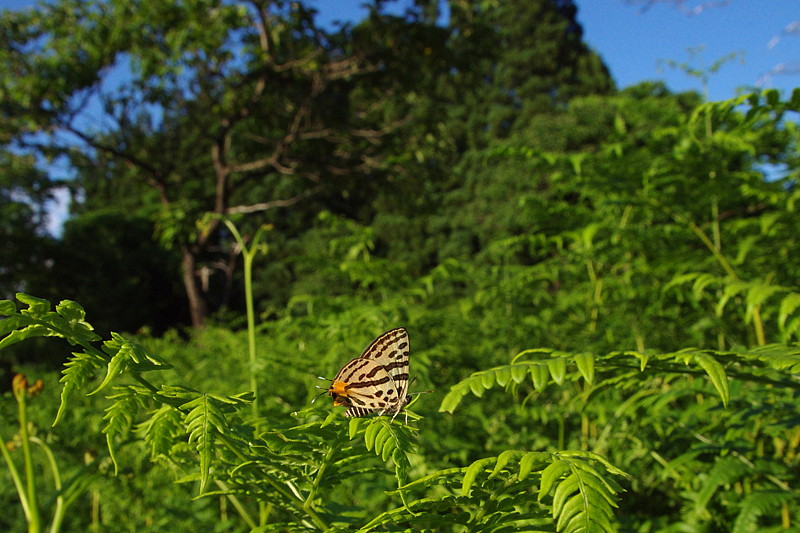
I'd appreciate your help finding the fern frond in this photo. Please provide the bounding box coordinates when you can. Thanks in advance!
[778,292,800,329]
[91,333,172,395]
[441,346,742,413]
[540,453,624,533]
[356,418,415,487]
[136,404,183,458]
[732,490,795,533]
[102,385,149,474]
[667,349,730,406]
[0,294,101,350]
[54,351,106,425]
[691,457,751,521]
[440,351,595,413]
[744,343,800,372]
[182,394,223,493]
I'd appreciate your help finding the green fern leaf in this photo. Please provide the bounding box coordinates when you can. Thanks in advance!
[348,416,363,439]
[732,490,794,533]
[540,459,571,498]
[0,298,16,316]
[574,353,595,383]
[0,295,102,350]
[692,457,750,520]
[90,334,171,396]
[547,357,567,384]
[462,457,496,495]
[137,404,183,458]
[778,292,800,329]
[744,282,784,322]
[691,272,719,300]
[363,418,381,450]
[102,386,148,474]
[690,352,730,407]
[519,451,546,481]
[54,351,105,426]
[530,364,549,390]
[182,393,226,493]
[358,419,414,487]
[489,449,518,479]
[540,454,622,533]
[715,280,750,316]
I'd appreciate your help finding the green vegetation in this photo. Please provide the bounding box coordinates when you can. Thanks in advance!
[2,0,800,531]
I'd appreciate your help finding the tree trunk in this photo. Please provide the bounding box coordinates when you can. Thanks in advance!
[180,245,209,328]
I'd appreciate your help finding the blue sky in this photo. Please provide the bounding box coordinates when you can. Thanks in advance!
[309,0,799,102]
[2,0,798,233]
[2,0,797,101]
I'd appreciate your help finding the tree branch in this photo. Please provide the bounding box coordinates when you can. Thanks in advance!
[226,184,322,214]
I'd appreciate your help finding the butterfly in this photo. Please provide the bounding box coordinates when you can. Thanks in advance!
[324,327,411,418]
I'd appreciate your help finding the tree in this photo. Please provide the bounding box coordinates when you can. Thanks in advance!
[0,0,405,327]
[0,152,55,300]
[1,0,615,329]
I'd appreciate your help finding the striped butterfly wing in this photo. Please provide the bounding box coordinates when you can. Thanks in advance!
[328,358,399,416]
[327,327,411,418]
[357,327,411,404]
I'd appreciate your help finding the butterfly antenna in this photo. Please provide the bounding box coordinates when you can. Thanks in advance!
[311,376,333,404]
[408,377,433,396]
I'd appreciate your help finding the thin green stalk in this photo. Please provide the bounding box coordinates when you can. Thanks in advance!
[15,380,41,533]
[217,431,328,530]
[29,438,63,533]
[223,220,269,423]
[0,422,29,520]
[305,445,336,509]
[213,480,258,530]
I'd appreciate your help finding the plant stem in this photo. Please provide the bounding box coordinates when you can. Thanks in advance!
[223,220,269,424]
[16,386,41,533]
[29,438,62,533]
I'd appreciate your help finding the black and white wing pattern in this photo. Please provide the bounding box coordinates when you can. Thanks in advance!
[326,327,411,418]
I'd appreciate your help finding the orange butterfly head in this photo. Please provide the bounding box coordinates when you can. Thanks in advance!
[329,379,352,406]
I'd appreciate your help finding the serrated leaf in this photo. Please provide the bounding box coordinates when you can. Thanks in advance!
[90,348,129,396]
[778,292,800,329]
[184,394,217,493]
[54,351,104,426]
[55,299,86,321]
[0,299,16,315]
[744,283,783,322]
[0,324,52,351]
[716,280,749,316]
[16,293,50,315]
